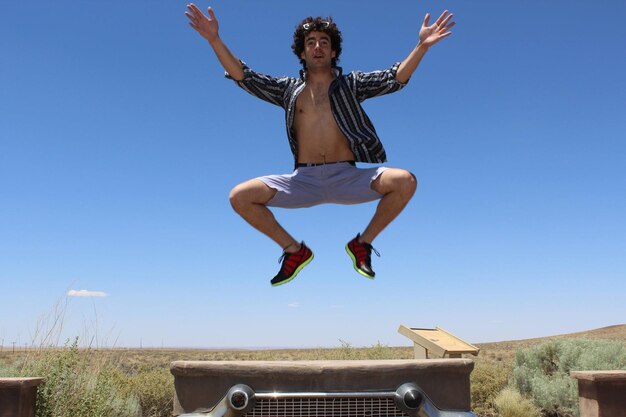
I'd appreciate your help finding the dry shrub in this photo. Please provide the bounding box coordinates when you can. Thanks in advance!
[470,360,512,417]
[494,387,540,417]
[124,367,174,417]
[22,339,141,417]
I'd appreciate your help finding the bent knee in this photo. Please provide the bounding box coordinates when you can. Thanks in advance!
[399,170,418,197]
[228,180,275,212]
[228,184,246,212]
[389,169,417,196]
[374,169,417,198]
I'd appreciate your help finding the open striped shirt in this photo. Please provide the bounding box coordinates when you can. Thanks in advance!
[226,62,408,164]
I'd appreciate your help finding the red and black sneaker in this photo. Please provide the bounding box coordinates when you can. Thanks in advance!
[345,234,380,279]
[271,242,314,286]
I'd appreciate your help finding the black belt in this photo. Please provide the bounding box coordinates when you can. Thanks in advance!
[295,160,356,168]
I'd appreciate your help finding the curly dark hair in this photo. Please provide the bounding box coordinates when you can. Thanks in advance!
[291,16,342,69]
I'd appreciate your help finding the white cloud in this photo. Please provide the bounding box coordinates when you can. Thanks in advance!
[67,289,108,297]
[287,302,300,308]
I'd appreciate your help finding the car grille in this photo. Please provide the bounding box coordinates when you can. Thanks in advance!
[246,396,409,417]
[176,382,478,417]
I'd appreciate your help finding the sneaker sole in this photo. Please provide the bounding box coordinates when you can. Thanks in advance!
[271,252,314,287]
[345,244,375,279]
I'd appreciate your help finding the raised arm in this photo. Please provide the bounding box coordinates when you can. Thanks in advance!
[185,3,244,81]
[396,10,455,84]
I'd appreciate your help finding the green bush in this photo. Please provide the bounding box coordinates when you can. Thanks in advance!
[121,367,174,417]
[512,338,626,417]
[9,339,140,417]
[29,340,141,417]
[494,387,540,417]
[470,360,512,417]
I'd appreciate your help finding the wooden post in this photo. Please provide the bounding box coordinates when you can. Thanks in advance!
[413,344,428,359]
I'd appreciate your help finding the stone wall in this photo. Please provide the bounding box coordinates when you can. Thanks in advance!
[170,359,474,416]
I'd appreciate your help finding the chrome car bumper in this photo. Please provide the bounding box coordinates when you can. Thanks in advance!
[179,383,476,417]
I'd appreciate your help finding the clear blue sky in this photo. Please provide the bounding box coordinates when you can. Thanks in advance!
[1,0,625,349]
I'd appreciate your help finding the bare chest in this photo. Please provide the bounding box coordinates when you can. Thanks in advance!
[295,85,332,118]
[292,82,353,162]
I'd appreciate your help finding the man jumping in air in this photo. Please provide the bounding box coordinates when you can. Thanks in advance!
[185,4,454,286]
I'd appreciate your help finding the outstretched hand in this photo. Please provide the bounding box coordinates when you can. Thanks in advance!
[419,10,455,48]
[185,3,219,43]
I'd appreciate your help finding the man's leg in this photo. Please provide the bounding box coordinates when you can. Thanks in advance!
[360,168,417,244]
[229,178,314,286]
[229,179,300,252]
[345,168,416,278]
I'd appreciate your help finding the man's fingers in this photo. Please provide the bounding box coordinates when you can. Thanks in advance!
[184,11,197,23]
[439,13,453,28]
[187,4,202,19]
[422,12,430,27]
[434,10,449,26]
[208,6,216,20]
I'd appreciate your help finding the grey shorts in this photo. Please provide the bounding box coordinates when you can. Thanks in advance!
[257,162,388,208]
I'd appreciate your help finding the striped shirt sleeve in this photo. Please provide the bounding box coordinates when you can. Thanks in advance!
[225,61,296,108]
[350,62,408,103]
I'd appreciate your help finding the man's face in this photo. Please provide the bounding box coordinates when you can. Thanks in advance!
[300,31,336,69]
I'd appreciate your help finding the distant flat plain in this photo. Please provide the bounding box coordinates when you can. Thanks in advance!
[2,324,624,368]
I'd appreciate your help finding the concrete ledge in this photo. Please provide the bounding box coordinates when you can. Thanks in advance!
[0,377,44,417]
[171,359,474,415]
[571,371,626,417]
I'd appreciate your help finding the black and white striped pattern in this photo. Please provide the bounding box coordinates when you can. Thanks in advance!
[226,62,407,163]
